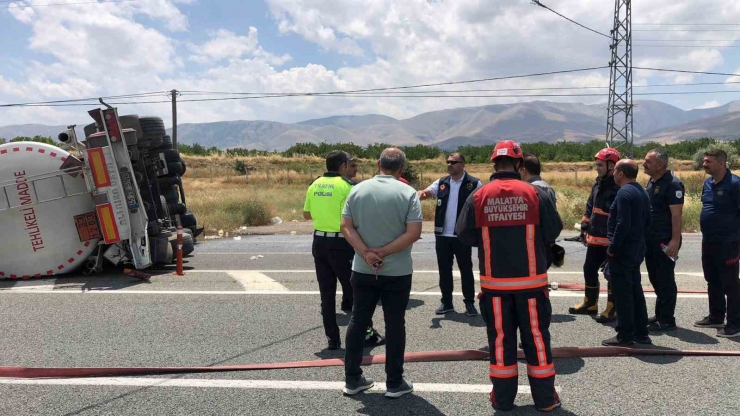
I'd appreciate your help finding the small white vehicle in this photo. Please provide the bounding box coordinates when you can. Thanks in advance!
[0,105,198,278]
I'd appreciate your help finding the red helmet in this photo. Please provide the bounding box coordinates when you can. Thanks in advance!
[490,140,523,161]
[595,148,620,163]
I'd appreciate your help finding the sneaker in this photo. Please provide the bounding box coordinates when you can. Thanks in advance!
[602,336,634,347]
[465,303,479,316]
[435,303,454,315]
[365,328,386,347]
[343,376,375,396]
[635,335,653,345]
[327,338,341,350]
[694,316,725,329]
[648,321,677,332]
[385,379,413,399]
[536,392,562,412]
[717,327,740,338]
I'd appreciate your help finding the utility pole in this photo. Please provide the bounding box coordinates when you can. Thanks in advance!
[605,0,633,157]
[170,89,180,150]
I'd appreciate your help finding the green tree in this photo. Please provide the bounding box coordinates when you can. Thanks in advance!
[692,140,740,170]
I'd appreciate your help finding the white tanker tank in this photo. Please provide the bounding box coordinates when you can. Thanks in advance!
[0,106,199,279]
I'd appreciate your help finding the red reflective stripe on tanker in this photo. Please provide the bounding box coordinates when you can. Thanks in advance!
[493,297,504,366]
[490,364,518,378]
[13,148,19,152]
[593,207,609,216]
[527,363,555,379]
[526,224,536,277]
[103,109,123,142]
[482,227,492,277]
[586,234,609,246]
[0,149,7,154]
[528,298,547,365]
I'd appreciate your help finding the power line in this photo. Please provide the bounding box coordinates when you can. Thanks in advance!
[10,89,740,108]
[1,0,136,9]
[634,23,740,26]
[634,44,740,48]
[180,80,740,96]
[633,67,740,77]
[531,0,611,38]
[635,39,740,42]
[0,66,610,108]
[634,29,740,32]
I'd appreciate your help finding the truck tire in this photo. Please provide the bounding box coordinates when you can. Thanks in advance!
[148,137,164,149]
[119,115,143,140]
[180,212,197,228]
[139,116,166,140]
[161,135,172,149]
[160,149,180,163]
[162,187,179,204]
[165,161,184,177]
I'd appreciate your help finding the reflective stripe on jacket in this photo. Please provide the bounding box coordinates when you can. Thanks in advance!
[583,175,619,247]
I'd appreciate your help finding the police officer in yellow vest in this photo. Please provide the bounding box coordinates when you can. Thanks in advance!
[304,151,384,350]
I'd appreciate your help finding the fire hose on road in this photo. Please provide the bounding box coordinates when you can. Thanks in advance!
[1,346,738,379]
[550,282,708,294]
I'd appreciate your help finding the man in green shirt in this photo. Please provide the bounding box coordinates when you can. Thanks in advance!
[303,150,383,350]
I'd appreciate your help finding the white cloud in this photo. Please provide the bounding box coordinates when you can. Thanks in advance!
[4,0,740,129]
[189,27,292,66]
[694,100,720,109]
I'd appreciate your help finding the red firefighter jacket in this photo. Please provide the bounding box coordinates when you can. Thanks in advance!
[582,175,620,247]
[455,171,563,294]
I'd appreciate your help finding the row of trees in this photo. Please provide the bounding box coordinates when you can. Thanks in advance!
[3,135,737,169]
[178,137,739,165]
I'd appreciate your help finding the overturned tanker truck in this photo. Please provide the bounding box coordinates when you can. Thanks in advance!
[0,106,199,279]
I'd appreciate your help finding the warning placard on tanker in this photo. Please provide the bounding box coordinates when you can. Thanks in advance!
[74,212,101,242]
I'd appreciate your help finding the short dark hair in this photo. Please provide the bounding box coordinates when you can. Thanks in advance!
[522,153,541,176]
[616,162,638,179]
[326,150,349,172]
[448,153,466,163]
[704,148,728,163]
[493,156,521,172]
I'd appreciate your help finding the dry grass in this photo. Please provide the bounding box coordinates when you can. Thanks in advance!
[183,165,710,233]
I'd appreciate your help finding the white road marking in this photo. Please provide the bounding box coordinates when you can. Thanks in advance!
[227,271,288,292]
[216,269,706,277]
[1,279,57,290]
[0,289,708,298]
[0,377,560,394]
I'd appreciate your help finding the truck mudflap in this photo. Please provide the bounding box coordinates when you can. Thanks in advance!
[86,108,151,269]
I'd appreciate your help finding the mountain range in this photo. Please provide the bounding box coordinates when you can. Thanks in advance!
[3,100,740,151]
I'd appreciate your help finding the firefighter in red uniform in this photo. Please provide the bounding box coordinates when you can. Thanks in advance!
[569,148,621,323]
[456,140,563,412]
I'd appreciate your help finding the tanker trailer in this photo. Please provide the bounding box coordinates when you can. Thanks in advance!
[0,106,198,278]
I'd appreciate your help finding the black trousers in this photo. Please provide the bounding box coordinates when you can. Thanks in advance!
[645,237,680,325]
[584,245,608,287]
[608,257,649,342]
[312,235,355,341]
[480,291,557,410]
[435,236,476,306]
[345,272,412,388]
[701,242,740,328]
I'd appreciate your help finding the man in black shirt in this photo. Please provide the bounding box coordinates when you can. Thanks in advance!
[603,159,652,346]
[643,149,684,331]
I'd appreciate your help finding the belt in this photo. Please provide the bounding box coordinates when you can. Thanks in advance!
[314,231,344,238]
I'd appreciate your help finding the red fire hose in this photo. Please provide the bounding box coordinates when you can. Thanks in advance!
[1,347,738,379]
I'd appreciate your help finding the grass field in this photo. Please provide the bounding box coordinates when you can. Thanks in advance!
[183,158,708,234]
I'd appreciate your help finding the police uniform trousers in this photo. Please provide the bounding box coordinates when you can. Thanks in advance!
[701,241,740,329]
[311,234,355,342]
[479,290,557,410]
[645,237,681,326]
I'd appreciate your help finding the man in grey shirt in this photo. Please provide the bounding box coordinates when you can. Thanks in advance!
[340,147,423,399]
[520,153,557,208]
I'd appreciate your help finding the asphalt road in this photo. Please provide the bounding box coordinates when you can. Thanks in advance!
[0,232,737,416]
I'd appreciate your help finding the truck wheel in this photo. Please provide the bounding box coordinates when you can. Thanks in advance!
[180,212,197,228]
[119,115,143,140]
[139,116,166,139]
[165,162,184,177]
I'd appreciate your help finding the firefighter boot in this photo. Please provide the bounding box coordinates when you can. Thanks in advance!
[568,286,599,315]
[596,286,617,323]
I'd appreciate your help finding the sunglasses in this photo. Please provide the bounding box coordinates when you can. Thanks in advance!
[446,160,461,165]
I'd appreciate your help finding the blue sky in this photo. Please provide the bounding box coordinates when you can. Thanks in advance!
[1,0,740,127]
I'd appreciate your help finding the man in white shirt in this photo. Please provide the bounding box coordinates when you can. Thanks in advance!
[418,153,483,316]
